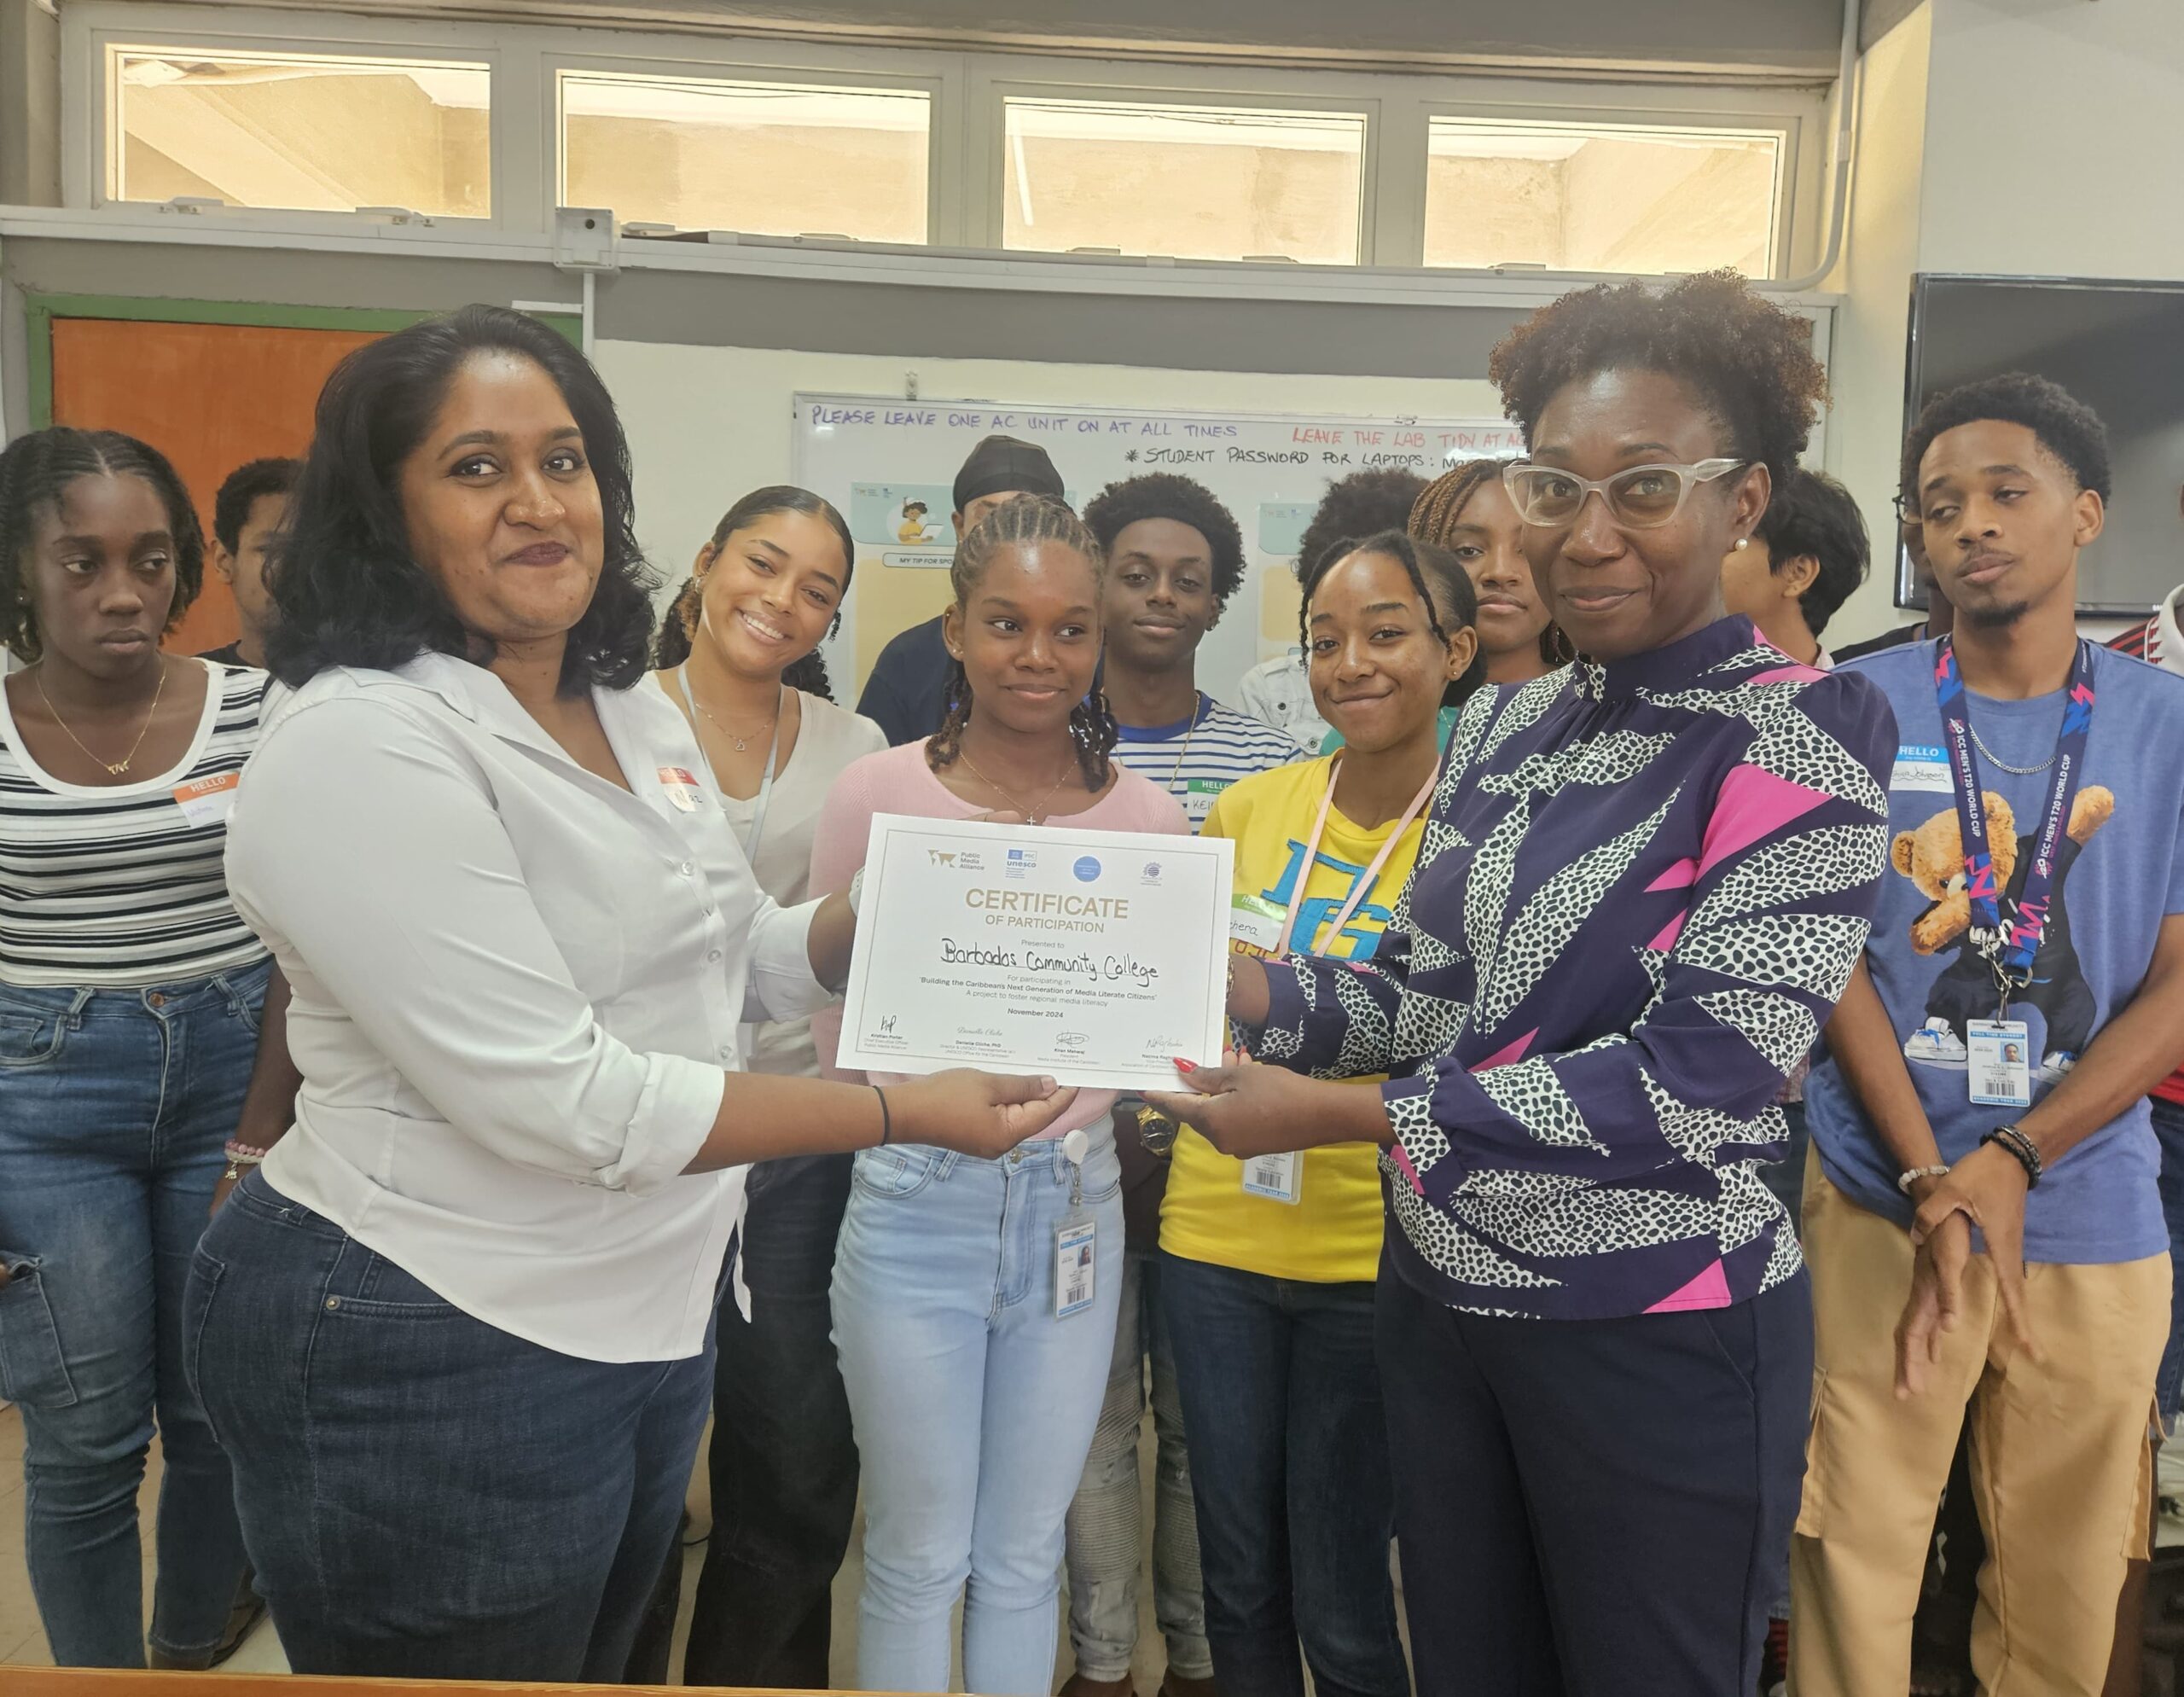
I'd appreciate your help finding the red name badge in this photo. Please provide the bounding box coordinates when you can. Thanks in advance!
[657,765,705,812]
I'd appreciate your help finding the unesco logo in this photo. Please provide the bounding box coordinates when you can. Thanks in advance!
[1073,856,1101,882]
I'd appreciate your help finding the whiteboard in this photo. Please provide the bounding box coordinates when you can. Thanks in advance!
[792,393,1520,707]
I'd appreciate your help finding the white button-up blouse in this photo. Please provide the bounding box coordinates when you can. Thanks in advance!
[225,653,831,1363]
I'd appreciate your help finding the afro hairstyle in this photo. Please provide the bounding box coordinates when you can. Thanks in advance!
[1489,269,1829,491]
[1294,468,1426,584]
[1899,371,2111,510]
[1082,472,1247,605]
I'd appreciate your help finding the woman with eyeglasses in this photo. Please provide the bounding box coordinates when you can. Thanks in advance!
[1147,272,1897,1697]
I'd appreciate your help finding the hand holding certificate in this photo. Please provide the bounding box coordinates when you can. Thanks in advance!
[836,814,1234,1090]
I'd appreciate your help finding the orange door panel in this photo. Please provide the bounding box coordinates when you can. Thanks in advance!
[49,318,382,657]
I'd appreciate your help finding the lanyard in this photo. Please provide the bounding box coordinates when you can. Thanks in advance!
[1932,636,2094,997]
[677,669,782,863]
[1270,753,1438,961]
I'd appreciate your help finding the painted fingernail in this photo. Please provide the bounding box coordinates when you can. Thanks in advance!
[1172,1056,1198,1073]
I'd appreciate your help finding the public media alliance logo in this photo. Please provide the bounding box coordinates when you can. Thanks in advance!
[1072,855,1101,883]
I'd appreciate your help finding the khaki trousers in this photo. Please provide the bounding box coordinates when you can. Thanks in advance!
[1788,1148,2166,1696]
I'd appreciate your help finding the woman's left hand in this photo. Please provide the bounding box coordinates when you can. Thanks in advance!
[1143,1052,1386,1159]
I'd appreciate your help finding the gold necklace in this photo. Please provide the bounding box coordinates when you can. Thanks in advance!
[957,747,1073,824]
[685,667,779,753]
[35,659,170,776]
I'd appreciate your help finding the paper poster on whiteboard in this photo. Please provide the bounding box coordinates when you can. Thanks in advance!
[793,395,1520,710]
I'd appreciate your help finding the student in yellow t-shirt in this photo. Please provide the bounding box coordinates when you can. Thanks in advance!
[1159,528,1484,1697]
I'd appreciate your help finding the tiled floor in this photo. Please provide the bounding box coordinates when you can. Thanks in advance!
[0,1404,1178,1688]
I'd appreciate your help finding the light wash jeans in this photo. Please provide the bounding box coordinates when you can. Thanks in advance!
[1064,1247,1211,1683]
[0,961,268,1666]
[833,1132,1124,1696]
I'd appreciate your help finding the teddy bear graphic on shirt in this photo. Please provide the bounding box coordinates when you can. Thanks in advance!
[1891,785,2115,1076]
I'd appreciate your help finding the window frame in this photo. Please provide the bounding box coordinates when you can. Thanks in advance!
[972,68,1381,264]
[543,41,959,246]
[64,3,1827,282]
[1408,92,1809,280]
[70,5,513,229]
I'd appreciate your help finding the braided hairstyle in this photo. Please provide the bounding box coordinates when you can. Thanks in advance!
[653,485,852,700]
[927,494,1117,791]
[1298,528,1489,710]
[0,427,206,664]
[1409,458,1574,667]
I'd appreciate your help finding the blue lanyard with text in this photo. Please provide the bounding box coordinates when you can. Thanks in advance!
[1932,636,2094,1002]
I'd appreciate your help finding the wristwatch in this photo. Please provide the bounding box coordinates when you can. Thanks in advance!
[1135,1102,1179,1157]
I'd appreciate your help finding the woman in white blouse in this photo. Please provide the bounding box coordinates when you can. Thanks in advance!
[648,486,885,1688]
[184,306,1074,1682]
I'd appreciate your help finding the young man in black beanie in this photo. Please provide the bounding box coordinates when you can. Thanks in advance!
[856,434,1066,745]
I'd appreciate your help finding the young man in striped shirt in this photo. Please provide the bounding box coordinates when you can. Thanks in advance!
[1088,473,1303,829]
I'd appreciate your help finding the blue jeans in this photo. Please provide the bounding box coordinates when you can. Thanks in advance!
[1159,1251,1410,1697]
[684,1154,859,1689]
[832,1134,1124,1696]
[2153,1096,2184,1428]
[1064,1246,1211,1684]
[0,960,268,1666]
[184,1171,716,1679]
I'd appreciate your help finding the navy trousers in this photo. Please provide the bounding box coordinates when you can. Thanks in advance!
[1376,1258,1811,1697]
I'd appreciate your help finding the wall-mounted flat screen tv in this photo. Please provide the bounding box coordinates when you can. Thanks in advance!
[1902,273,2184,618]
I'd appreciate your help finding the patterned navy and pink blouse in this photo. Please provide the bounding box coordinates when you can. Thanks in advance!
[1249,615,1897,1321]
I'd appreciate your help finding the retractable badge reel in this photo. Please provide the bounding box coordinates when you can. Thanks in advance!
[1054,1126,1096,1319]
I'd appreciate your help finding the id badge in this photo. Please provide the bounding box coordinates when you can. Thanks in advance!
[1966,1020,2034,1108]
[1229,893,1286,956]
[1241,1150,1301,1204]
[657,765,706,813]
[1055,1218,1096,1318]
[172,770,241,828]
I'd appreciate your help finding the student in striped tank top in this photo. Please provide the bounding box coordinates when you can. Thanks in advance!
[0,427,272,1669]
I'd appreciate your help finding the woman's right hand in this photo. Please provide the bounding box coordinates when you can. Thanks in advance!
[888,1069,1080,1159]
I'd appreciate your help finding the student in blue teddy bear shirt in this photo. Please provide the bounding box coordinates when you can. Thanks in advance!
[1793,373,2184,1697]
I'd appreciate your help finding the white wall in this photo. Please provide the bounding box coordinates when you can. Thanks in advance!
[1919,0,2184,279]
[1816,3,1930,647]
[1815,0,2184,638]
[596,337,1502,701]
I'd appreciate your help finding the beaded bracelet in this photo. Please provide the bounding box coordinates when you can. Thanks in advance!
[1896,1163,1950,1195]
[1980,1124,2043,1189]
[223,1139,270,1167]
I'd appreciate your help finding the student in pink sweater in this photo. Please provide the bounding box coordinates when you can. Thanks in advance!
[810,497,1188,1696]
